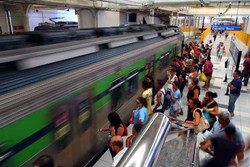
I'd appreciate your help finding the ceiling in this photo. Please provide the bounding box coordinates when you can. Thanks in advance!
[0,0,250,16]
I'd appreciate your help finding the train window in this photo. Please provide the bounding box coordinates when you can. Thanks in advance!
[172,44,178,57]
[159,51,171,70]
[51,103,72,150]
[76,99,91,134]
[126,70,138,97]
[110,77,125,111]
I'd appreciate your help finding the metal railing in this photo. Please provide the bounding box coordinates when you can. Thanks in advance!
[117,113,171,167]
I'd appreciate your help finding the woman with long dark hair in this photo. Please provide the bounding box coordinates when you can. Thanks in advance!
[185,98,202,126]
[100,112,128,158]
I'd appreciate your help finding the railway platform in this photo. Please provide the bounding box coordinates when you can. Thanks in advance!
[94,33,250,167]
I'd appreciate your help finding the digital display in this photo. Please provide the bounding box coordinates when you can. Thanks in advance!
[229,41,242,70]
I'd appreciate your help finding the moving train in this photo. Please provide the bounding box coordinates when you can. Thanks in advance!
[0,24,167,52]
[0,25,184,167]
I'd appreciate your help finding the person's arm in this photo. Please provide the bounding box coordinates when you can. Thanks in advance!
[100,127,110,132]
[203,62,208,71]
[126,135,133,147]
[201,97,206,106]
[228,82,237,90]
[185,111,200,126]
[209,105,218,116]
[236,146,244,163]
[110,126,116,136]
[116,125,125,136]
[138,111,145,125]
[193,88,199,99]
[153,91,162,113]
[192,71,199,78]
[171,96,177,103]
[174,76,179,82]
[200,139,214,155]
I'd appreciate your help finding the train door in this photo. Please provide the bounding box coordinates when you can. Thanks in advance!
[158,51,171,72]
[172,44,178,58]
[125,69,138,98]
[51,102,73,151]
[110,77,125,111]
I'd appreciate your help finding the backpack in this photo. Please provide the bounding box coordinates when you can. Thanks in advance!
[160,89,171,110]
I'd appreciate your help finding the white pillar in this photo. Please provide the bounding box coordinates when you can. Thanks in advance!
[78,8,96,28]
[175,12,179,26]
[188,16,191,37]
[149,8,155,24]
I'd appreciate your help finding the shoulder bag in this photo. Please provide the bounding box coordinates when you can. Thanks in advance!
[193,108,210,134]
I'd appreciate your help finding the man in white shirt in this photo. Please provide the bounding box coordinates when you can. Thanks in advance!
[110,136,128,167]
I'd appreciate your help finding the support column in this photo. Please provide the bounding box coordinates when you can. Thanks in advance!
[197,17,200,29]
[184,16,187,29]
[169,12,173,25]
[244,16,250,34]
[149,8,155,24]
[20,4,32,31]
[201,16,205,33]
[78,8,96,28]
[188,16,191,37]
[5,9,13,34]
[175,12,179,26]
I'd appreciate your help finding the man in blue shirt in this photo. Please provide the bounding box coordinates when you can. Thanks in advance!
[228,70,242,117]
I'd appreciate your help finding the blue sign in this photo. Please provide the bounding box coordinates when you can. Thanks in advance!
[211,25,241,31]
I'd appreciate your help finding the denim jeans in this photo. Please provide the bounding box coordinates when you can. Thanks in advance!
[228,94,240,113]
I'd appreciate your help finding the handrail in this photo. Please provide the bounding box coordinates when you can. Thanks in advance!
[117,113,171,167]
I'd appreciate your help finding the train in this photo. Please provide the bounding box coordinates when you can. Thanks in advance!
[0,25,184,167]
[0,24,168,52]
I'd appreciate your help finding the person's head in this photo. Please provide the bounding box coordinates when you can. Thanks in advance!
[179,72,186,81]
[233,70,241,79]
[224,124,236,140]
[191,65,198,72]
[188,98,201,110]
[172,81,180,91]
[155,80,164,89]
[244,51,250,59]
[220,42,224,46]
[136,97,147,108]
[142,80,150,90]
[169,69,176,76]
[204,91,218,102]
[132,123,143,136]
[110,136,124,153]
[218,109,231,126]
[108,112,123,128]
[191,78,199,86]
[209,40,212,43]
[146,75,154,84]
[33,155,54,167]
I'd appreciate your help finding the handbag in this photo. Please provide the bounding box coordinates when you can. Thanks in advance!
[193,108,210,134]
[199,72,207,82]
[130,112,134,124]
[173,99,181,112]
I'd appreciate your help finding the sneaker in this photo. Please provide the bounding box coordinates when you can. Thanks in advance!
[225,93,229,96]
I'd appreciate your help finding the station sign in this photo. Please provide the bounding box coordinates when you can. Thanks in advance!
[211,25,241,31]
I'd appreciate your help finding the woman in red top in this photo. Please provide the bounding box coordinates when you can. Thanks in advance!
[203,57,213,90]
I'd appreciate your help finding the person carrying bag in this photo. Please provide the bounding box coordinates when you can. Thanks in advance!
[193,108,210,134]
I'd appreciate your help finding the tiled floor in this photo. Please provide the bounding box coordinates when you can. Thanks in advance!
[94,34,250,167]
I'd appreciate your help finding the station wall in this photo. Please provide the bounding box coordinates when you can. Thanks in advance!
[97,10,120,27]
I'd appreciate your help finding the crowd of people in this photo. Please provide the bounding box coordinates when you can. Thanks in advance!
[102,37,250,167]
[32,34,250,167]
